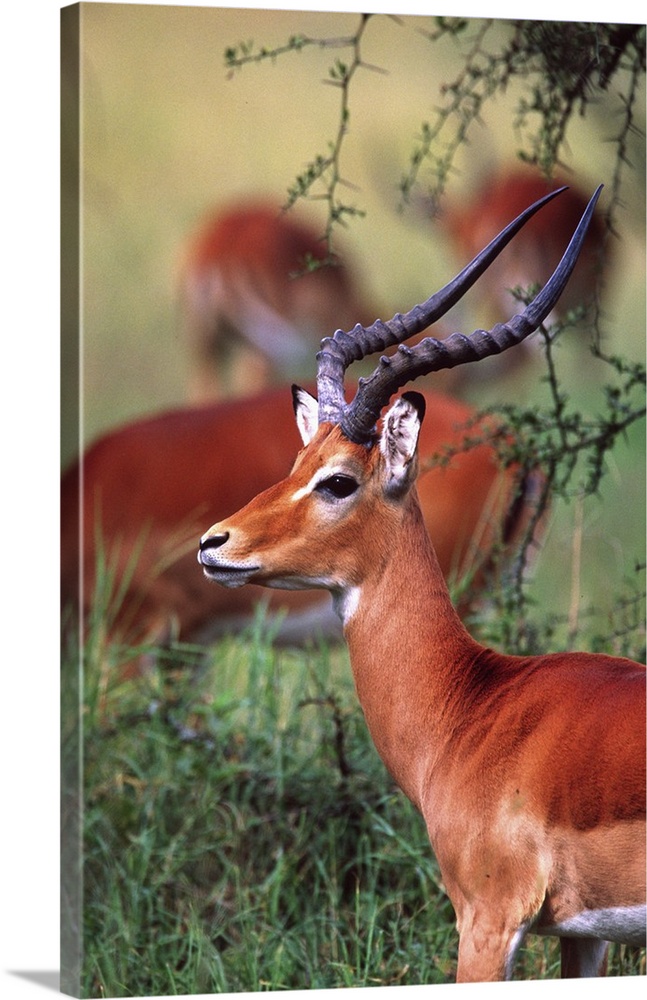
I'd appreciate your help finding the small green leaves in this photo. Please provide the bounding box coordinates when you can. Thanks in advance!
[224,33,311,70]
[399,21,645,208]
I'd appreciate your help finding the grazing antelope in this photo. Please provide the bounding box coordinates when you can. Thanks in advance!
[433,168,607,390]
[198,185,646,982]
[61,382,537,660]
[438,168,606,320]
[177,199,372,401]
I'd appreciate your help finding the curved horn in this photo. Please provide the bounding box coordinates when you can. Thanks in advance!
[320,184,603,444]
[316,185,571,429]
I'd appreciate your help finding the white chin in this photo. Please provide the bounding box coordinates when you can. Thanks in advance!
[202,568,251,588]
[265,576,334,592]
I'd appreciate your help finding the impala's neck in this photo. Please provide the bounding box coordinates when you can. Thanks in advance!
[341,490,480,809]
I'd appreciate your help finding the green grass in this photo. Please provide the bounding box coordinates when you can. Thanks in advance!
[65,604,644,998]
[76,616,452,997]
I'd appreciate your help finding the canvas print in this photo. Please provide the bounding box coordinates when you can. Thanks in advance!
[61,3,646,997]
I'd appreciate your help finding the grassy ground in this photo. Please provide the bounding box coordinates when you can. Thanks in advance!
[65,602,645,998]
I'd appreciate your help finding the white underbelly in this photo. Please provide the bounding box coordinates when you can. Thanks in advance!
[538,904,646,946]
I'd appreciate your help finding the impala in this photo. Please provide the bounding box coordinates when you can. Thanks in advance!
[198,185,646,982]
[438,167,606,320]
[61,382,537,660]
[433,168,607,390]
[177,199,372,401]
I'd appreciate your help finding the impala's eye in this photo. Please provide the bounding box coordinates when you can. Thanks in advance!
[316,474,359,500]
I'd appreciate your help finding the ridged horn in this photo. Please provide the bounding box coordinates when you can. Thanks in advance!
[315,184,602,444]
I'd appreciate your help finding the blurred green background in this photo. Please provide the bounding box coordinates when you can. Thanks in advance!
[65,4,645,636]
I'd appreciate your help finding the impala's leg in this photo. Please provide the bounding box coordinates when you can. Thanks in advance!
[455,913,530,982]
[560,938,609,978]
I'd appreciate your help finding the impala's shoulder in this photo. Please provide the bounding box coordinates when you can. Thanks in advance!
[546,650,645,680]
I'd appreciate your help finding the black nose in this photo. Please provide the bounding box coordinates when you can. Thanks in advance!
[199,531,229,552]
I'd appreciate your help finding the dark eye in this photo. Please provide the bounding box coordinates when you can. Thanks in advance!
[316,474,359,499]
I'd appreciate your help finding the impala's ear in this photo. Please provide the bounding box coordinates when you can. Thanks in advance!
[380,392,426,497]
[292,385,319,446]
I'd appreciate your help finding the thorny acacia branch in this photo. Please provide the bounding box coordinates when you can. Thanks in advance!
[224,15,645,256]
[420,318,645,651]
[223,13,645,654]
[225,13,382,266]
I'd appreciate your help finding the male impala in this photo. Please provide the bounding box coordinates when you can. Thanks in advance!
[177,199,372,401]
[198,186,646,982]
